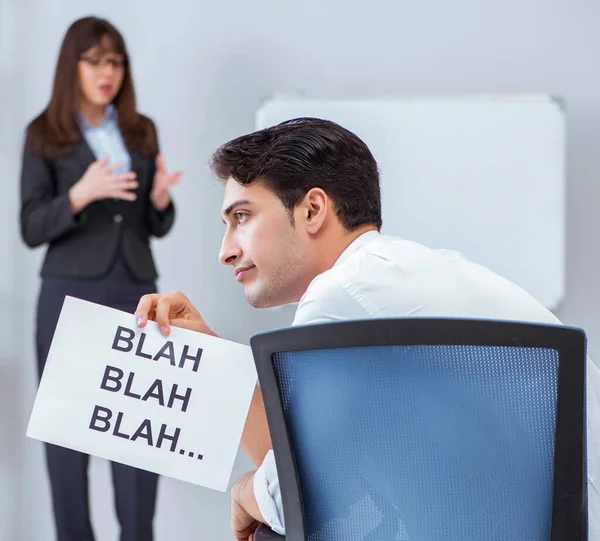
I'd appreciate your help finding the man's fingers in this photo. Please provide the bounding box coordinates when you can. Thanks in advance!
[170,318,209,334]
[135,293,160,326]
[135,292,202,337]
[155,297,172,336]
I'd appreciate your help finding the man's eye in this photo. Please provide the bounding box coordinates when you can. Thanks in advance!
[235,212,249,224]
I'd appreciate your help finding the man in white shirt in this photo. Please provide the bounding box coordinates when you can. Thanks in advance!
[134,118,598,540]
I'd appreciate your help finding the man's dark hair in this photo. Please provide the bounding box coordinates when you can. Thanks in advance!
[211,117,382,231]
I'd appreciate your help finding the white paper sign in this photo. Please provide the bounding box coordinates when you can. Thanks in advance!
[27,296,257,492]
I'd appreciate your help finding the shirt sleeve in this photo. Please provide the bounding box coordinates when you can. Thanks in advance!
[253,450,285,535]
[587,357,600,540]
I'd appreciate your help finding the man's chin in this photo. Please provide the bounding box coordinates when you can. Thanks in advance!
[245,295,275,309]
[244,286,280,310]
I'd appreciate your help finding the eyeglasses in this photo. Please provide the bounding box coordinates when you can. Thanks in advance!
[80,56,126,69]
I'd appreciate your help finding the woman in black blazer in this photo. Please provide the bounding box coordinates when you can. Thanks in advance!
[20,17,180,541]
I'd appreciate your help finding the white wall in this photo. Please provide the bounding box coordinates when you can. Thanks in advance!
[2,0,600,539]
[0,0,26,539]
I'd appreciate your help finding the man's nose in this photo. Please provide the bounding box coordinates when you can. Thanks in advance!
[219,233,242,266]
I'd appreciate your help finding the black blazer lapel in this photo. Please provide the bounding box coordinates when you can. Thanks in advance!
[130,148,146,180]
[73,136,97,170]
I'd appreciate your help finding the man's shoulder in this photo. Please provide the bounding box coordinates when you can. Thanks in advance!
[330,234,450,280]
[303,235,446,298]
[293,268,366,326]
[292,235,431,326]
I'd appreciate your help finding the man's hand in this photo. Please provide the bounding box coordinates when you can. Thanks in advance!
[135,292,272,467]
[231,471,264,541]
[134,291,216,337]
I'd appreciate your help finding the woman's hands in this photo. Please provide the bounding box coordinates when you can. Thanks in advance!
[150,154,182,211]
[69,155,137,214]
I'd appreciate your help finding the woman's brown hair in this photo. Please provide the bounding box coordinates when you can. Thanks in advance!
[26,16,157,159]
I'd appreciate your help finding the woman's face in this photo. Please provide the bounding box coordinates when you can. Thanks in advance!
[78,36,125,110]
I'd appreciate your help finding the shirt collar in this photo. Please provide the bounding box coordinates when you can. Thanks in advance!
[333,230,380,267]
[78,103,118,131]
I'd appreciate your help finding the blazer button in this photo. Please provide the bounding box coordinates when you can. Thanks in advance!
[114,214,123,223]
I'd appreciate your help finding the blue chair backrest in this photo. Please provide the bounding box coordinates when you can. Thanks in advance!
[251,319,587,541]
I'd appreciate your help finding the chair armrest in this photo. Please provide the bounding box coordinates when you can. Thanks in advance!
[254,523,285,540]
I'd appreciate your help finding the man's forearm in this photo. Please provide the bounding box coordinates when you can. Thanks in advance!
[241,385,272,466]
[230,470,268,540]
[233,471,265,522]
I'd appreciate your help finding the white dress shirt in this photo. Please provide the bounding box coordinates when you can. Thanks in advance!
[254,231,599,538]
[78,104,131,174]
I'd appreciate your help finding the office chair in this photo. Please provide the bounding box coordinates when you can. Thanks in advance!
[250,318,587,541]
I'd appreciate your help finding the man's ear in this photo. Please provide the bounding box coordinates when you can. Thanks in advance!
[298,188,329,233]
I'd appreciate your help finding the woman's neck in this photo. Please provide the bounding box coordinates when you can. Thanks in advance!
[80,103,106,127]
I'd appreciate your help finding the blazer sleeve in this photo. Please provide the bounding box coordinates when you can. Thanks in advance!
[144,119,176,238]
[20,144,87,248]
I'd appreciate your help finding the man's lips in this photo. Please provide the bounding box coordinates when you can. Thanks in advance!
[235,265,255,281]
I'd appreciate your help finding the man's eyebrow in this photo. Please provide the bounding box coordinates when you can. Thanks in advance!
[221,199,251,223]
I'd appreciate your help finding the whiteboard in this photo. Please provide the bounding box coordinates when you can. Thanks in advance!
[256,95,565,309]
